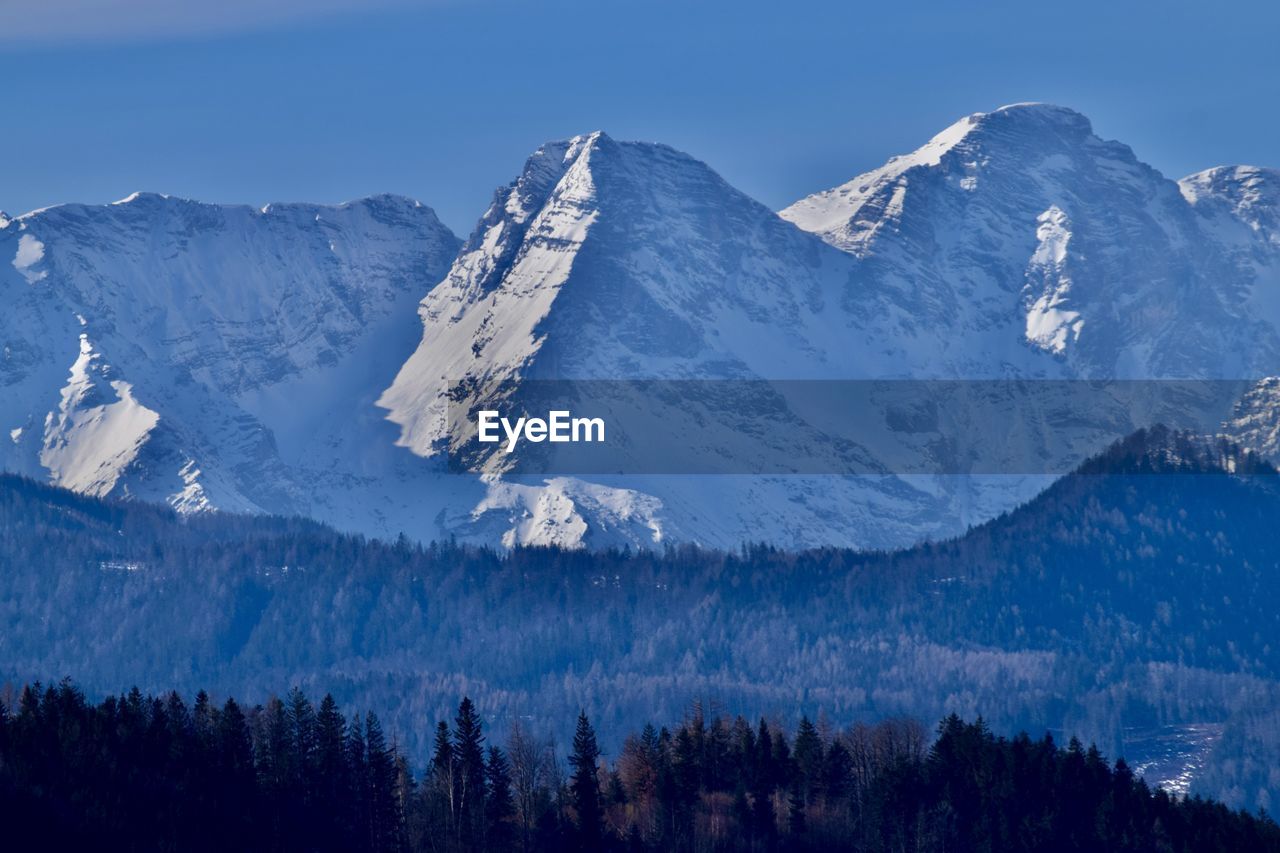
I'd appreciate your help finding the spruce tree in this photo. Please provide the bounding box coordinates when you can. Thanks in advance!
[287,688,317,780]
[315,694,352,848]
[792,716,823,803]
[485,745,516,850]
[364,712,400,853]
[570,710,604,850]
[454,697,487,848]
[428,720,457,844]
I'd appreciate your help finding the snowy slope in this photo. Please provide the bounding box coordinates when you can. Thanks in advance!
[781,103,1280,379]
[379,132,971,548]
[384,109,1280,548]
[380,131,869,453]
[0,192,473,536]
[8,106,1280,550]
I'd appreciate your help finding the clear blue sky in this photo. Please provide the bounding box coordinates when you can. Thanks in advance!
[3,0,1277,235]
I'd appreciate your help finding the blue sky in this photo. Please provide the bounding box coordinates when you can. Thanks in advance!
[3,0,1278,234]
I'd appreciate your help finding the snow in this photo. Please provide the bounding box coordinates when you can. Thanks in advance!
[0,189,467,541]
[380,133,604,458]
[7,105,1280,550]
[778,104,1088,249]
[39,334,160,496]
[12,233,46,283]
[169,458,213,514]
[1023,206,1083,355]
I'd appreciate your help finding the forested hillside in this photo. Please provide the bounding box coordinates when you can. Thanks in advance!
[3,428,1280,809]
[3,681,1276,852]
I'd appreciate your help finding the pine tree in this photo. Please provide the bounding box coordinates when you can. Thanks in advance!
[751,720,778,845]
[485,745,515,850]
[428,719,458,846]
[215,697,255,846]
[454,697,487,849]
[570,710,604,850]
[192,690,215,753]
[792,716,823,803]
[287,688,317,781]
[314,694,351,847]
[257,696,293,813]
[365,712,401,853]
[217,698,254,782]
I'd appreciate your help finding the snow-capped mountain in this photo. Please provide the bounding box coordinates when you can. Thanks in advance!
[0,192,475,536]
[378,131,961,548]
[380,131,863,448]
[380,109,1280,548]
[8,104,1280,550]
[781,103,1280,379]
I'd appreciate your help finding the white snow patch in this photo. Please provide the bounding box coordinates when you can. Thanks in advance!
[12,233,47,283]
[40,334,160,496]
[1023,206,1083,355]
[475,477,665,549]
[169,457,214,514]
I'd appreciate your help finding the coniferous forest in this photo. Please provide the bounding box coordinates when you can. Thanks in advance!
[2,680,1277,852]
[6,429,1280,818]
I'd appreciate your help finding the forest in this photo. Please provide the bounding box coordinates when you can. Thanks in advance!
[3,680,1276,852]
[3,428,1280,811]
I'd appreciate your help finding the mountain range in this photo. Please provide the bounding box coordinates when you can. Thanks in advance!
[5,103,1280,548]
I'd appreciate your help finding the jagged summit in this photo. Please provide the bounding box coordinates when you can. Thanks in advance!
[780,103,1280,379]
[380,130,865,456]
[779,102,1120,251]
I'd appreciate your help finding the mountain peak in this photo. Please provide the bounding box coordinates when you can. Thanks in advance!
[779,103,1110,249]
[565,129,611,154]
[989,102,1093,131]
[892,103,1095,164]
[112,191,173,206]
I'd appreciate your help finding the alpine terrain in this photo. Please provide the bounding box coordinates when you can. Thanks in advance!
[6,104,1280,548]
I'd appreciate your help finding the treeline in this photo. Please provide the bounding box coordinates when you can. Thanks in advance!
[5,428,1280,810]
[2,681,1277,852]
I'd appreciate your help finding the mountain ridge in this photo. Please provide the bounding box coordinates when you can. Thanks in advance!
[8,105,1280,549]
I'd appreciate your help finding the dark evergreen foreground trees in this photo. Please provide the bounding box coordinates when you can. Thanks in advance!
[2,681,1277,852]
